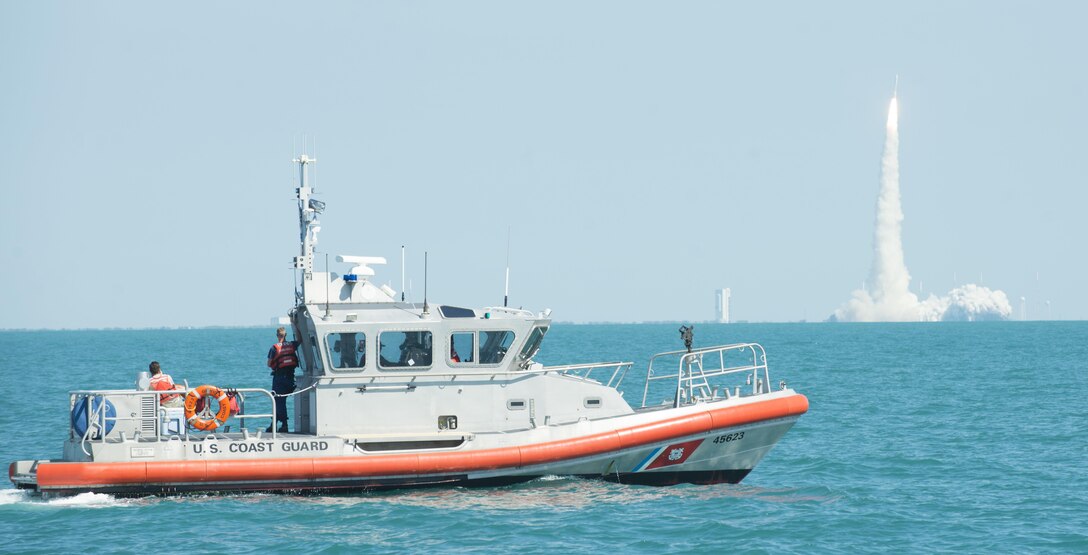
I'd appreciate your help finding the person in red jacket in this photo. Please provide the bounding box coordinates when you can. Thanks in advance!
[266,327,299,433]
[148,361,184,408]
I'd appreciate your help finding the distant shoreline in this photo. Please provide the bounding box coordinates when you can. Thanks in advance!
[0,325,270,332]
[1,320,1079,332]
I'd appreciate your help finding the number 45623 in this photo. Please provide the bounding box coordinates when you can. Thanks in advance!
[712,431,744,444]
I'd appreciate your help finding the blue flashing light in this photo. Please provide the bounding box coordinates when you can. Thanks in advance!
[344,274,359,283]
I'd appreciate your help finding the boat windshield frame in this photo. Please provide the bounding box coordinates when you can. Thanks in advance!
[517,325,549,366]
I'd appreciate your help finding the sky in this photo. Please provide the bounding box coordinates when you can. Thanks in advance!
[1,1,1085,329]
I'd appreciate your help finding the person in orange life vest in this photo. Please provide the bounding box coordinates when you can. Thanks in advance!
[450,343,461,363]
[148,361,184,408]
[266,327,299,433]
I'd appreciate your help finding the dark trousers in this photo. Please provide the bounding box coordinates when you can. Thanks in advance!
[272,374,295,424]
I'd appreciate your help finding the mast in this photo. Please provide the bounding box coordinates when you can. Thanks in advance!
[504,226,511,307]
[292,154,323,304]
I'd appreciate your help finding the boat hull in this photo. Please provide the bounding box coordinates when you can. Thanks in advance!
[13,393,807,497]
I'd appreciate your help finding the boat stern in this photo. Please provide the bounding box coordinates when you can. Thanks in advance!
[9,460,45,491]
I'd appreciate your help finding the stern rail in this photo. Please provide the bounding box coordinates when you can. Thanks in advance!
[69,387,284,454]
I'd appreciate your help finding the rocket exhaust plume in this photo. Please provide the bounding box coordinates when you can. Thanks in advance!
[833,80,1012,322]
[834,83,921,321]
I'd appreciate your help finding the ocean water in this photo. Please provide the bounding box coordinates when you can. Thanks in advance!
[1,322,1086,553]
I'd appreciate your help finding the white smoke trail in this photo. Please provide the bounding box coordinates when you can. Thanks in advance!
[832,85,1011,322]
[834,93,921,322]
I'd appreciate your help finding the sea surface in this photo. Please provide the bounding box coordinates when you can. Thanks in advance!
[1,322,1086,553]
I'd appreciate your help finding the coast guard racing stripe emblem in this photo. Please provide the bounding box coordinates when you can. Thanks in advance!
[634,439,704,472]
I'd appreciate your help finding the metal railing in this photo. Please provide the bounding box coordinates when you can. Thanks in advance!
[481,306,539,318]
[69,387,282,453]
[641,343,772,408]
[541,361,632,389]
[311,359,635,389]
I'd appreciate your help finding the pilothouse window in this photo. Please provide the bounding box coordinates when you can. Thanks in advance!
[328,333,366,369]
[479,331,515,364]
[448,331,513,365]
[379,331,433,369]
[517,326,548,364]
[450,333,474,364]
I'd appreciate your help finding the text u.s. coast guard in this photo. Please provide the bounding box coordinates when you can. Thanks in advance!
[192,441,330,454]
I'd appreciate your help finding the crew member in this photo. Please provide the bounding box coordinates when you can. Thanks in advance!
[266,326,299,433]
[148,361,184,408]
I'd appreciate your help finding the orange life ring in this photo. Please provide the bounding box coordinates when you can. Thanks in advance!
[184,385,232,431]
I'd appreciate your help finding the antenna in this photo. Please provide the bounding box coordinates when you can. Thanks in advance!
[292,152,319,303]
[422,252,430,315]
[504,226,511,307]
[401,245,406,302]
[323,253,331,320]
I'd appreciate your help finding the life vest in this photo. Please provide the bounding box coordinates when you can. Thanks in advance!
[150,373,181,405]
[269,342,299,371]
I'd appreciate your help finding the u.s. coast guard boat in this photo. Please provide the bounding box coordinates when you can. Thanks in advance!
[9,156,808,497]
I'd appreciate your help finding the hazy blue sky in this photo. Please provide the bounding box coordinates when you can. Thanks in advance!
[2,1,1084,328]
